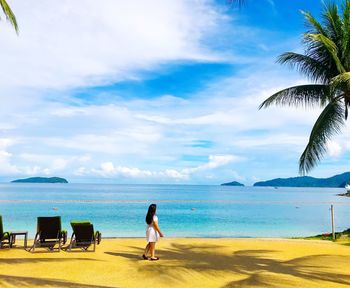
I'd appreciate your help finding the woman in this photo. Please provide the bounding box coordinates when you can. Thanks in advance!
[143,204,164,261]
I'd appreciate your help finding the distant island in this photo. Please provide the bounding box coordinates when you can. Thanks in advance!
[221,181,244,187]
[253,172,350,188]
[11,177,68,183]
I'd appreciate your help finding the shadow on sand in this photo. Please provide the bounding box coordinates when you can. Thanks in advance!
[107,243,350,287]
[0,274,118,288]
[0,257,99,264]
[0,257,108,287]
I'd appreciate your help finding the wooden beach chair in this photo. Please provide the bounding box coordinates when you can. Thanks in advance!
[0,215,11,248]
[29,216,67,252]
[67,221,101,252]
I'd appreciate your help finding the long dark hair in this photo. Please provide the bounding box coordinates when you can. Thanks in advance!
[146,204,157,225]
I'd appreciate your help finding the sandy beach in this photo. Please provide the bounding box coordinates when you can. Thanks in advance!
[0,238,349,287]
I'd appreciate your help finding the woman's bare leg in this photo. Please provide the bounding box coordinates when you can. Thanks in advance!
[144,242,150,256]
[150,242,156,258]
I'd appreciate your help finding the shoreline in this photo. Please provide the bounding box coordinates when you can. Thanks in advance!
[338,192,350,197]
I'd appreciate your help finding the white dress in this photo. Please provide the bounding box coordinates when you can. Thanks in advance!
[146,215,159,242]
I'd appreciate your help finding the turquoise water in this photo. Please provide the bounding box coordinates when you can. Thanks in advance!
[0,183,350,238]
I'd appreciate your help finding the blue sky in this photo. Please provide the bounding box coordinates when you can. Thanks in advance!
[0,0,348,184]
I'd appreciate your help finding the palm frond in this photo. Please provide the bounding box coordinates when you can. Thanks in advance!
[278,52,330,83]
[305,33,345,73]
[303,40,340,79]
[0,0,18,33]
[301,10,327,35]
[259,85,330,109]
[322,2,342,43]
[261,0,350,175]
[331,72,350,91]
[299,100,344,175]
[341,0,350,68]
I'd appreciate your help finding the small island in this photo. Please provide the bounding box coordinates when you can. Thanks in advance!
[221,181,244,187]
[11,177,68,183]
[253,172,350,188]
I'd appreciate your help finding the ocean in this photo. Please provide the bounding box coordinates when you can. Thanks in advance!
[0,183,350,238]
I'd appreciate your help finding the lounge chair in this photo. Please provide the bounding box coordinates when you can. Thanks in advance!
[0,215,11,248]
[29,216,67,252]
[67,221,101,252]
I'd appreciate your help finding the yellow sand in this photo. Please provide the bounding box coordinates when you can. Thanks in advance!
[0,238,350,287]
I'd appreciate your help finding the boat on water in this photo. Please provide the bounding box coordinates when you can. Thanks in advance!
[345,184,350,192]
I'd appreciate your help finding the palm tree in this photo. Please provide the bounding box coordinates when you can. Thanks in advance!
[0,0,17,32]
[259,0,350,175]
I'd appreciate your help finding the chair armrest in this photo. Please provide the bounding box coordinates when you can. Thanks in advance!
[2,231,11,240]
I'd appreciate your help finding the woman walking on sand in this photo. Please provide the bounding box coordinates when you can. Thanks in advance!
[143,204,164,261]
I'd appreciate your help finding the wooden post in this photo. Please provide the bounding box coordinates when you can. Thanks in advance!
[331,205,335,241]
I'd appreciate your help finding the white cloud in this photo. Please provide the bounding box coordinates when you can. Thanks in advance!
[99,162,153,178]
[184,154,241,173]
[0,61,335,183]
[0,0,225,91]
[0,138,17,149]
[0,149,48,176]
[0,150,17,172]
[92,162,186,180]
[327,141,342,158]
[78,153,240,181]
[0,67,327,183]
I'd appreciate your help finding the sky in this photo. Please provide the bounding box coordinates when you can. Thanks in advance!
[0,0,348,185]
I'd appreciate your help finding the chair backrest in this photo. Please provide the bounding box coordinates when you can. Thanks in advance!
[37,216,61,240]
[0,215,3,236]
[71,221,94,242]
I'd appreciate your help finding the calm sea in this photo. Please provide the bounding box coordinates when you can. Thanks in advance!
[0,183,350,238]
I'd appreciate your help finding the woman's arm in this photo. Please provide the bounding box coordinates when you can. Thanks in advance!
[153,220,164,237]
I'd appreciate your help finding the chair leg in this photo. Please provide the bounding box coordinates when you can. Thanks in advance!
[67,235,75,252]
[11,235,16,247]
[29,243,35,252]
[30,233,40,253]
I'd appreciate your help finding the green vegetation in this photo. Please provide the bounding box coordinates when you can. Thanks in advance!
[11,177,68,183]
[254,171,350,187]
[301,228,350,241]
[0,0,17,32]
[260,0,350,175]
